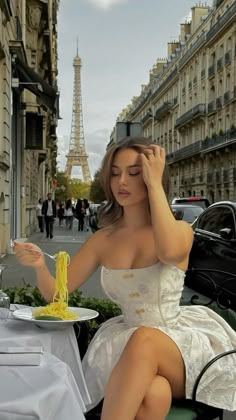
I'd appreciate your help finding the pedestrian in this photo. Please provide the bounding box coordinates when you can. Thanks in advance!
[57,202,65,227]
[36,198,44,232]
[83,198,90,231]
[42,192,56,239]
[14,137,236,419]
[64,199,74,230]
[75,198,84,231]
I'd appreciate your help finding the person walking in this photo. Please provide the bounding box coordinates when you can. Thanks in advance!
[36,198,44,233]
[83,198,90,231]
[57,202,65,227]
[64,199,74,230]
[75,198,84,231]
[42,193,56,239]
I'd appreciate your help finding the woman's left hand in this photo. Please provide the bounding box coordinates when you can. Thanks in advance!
[140,145,166,188]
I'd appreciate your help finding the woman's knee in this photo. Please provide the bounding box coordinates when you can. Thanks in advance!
[135,375,172,420]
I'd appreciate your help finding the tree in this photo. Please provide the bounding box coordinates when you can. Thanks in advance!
[90,169,106,203]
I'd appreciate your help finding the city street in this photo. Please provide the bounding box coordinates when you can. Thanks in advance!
[1,221,235,419]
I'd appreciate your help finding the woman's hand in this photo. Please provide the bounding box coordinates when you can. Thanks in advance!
[14,242,46,268]
[140,145,166,189]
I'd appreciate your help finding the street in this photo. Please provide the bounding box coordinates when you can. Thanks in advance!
[1,221,235,420]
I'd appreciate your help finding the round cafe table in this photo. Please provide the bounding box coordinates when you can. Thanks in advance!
[0,308,91,410]
[0,351,86,420]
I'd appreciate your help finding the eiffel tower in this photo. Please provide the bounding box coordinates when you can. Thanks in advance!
[65,43,91,182]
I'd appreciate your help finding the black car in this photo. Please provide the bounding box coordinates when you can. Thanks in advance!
[172,197,210,209]
[185,201,236,309]
[171,204,204,224]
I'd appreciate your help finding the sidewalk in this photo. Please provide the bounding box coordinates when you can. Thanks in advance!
[0,220,94,290]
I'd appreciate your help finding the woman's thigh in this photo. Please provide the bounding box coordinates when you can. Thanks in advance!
[127,327,186,398]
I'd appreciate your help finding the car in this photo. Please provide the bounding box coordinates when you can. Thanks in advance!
[171,204,204,224]
[171,196,210,209]
[185,201,236,310]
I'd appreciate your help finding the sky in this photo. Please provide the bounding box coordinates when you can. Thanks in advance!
[57,0,212,179]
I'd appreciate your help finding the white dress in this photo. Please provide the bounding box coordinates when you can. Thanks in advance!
[82,262,236,411]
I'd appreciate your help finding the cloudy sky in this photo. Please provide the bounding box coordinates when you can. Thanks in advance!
[57,0,212,178]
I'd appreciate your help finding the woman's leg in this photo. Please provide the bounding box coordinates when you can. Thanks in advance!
[135,375,171,420]
[101,327,185,420]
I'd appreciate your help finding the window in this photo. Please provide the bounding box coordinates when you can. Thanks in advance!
[197,207,236,237]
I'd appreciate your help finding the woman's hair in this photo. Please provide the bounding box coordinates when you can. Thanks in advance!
[66,199,72,210]
[98,136,169,228]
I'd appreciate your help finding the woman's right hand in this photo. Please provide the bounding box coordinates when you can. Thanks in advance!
[14,242,46,268]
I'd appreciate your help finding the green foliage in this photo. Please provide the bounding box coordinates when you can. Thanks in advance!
[55,171,91,202]
[90,169,106,203]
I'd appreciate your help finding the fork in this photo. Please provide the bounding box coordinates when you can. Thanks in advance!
[10,239,56,261]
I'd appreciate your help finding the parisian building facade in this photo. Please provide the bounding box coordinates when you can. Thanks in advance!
[115,0,236,204]
[0,0,59,254]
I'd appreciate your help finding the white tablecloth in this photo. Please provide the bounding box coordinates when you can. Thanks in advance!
[0,351,86,420]
[0,309,91,410]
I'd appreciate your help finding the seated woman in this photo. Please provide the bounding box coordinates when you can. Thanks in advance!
[14,137,236,420]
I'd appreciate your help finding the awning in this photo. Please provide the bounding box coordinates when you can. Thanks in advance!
[12,56,58,113]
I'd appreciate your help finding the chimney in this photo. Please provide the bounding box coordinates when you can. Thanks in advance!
[191,4,209,34]
[180,23,191,42]
[167,42,180,59]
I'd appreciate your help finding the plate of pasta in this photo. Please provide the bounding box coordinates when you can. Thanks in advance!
[12,306,99,329]
[12,251,99,329]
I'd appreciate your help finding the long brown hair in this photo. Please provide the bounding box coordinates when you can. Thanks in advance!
[98,137,169,228]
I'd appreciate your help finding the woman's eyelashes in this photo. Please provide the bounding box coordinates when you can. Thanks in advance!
[111,172,140,177]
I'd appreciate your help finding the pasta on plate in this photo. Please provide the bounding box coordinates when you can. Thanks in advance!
[33,251,77,320]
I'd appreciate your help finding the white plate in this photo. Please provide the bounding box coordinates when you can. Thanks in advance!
[12,307,99,329]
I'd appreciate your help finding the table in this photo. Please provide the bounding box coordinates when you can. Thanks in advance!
[0,351,86,420]
[0,307,91,410]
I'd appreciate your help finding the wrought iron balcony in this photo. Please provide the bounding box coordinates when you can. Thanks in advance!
[141,110,153,125]
[179,33,206,68]
[224,90,231,104]
[208,64,215,78]
[206,2,236,42]
[225,51,231,66]
[175,104,206,129]
[155,101,173,121]
[216,96,222,110]
[167,129,236,164]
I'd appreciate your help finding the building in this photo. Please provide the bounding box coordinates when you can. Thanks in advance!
[0,0,59,254]
[116,0,236,203]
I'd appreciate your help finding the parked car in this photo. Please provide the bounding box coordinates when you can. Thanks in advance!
[171,204,204,224]
[171,196,210,209]
[185,201,236,309]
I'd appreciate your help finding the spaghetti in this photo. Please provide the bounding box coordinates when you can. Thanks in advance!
[33,251,77,320]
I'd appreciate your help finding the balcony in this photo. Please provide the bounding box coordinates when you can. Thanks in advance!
[155,101,173,121]
[206,2,236,43]
[166,129,236,164]
[179,32,206,68]
[201,69,205,79]
[208,101,216,114]
[225,51,231,66]
[217,57,223,72]
[175,104,206,129]
[216,96,222,110]
[208,64,215,78]
[224,90,231,104]
[141,110,153,125]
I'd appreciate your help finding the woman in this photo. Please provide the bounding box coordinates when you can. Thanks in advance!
[64,199,74,230]
[14,137,236,420]
[36,198,44,232]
